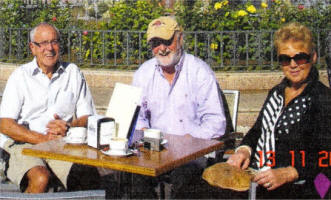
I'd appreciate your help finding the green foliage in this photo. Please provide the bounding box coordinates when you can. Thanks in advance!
[0,0,72,62]
[76,0,170,65]
[174,0,330,68]
[0,0,28,28]
[0,0,330,70]
[0,0,72,29]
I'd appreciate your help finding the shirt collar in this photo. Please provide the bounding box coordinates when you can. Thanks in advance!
[30,57,65,76]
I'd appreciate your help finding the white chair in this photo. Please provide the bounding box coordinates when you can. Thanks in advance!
[205,89,240,160]
[222,90,240,132]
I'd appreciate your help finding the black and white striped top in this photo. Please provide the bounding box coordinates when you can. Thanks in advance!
[252,89,312,169]
[254,90,283,168]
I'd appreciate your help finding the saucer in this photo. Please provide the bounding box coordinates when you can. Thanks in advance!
[63,137,86,144]
[101,149,133,157]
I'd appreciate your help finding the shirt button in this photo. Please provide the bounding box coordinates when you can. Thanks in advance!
[275,137,279,141]
[179,120,183,122]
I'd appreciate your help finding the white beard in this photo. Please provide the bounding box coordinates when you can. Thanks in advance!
[155,46,182,67]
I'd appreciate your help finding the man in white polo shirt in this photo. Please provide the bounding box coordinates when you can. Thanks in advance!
[0,22,99,193]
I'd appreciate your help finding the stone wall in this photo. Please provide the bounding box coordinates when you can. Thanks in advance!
[0,63,328,90]
[0,63,329,129]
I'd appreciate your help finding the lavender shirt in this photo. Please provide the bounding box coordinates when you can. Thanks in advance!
[132,53,226,139]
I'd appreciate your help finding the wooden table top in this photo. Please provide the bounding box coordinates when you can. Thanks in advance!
[22,134,224,177]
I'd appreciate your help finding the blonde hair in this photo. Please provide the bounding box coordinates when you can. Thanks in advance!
[274,22,315,54]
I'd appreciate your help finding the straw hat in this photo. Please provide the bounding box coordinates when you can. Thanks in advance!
[202,162,253,191]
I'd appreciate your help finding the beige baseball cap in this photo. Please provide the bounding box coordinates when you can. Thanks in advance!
[147,16,183,43]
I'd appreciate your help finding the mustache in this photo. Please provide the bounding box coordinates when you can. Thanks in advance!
[157,49,171,56]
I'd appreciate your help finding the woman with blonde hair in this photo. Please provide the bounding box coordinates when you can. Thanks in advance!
[227,22,331,199]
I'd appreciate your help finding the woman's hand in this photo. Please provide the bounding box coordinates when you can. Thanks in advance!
[226,147,251,169]
[253,167,299,190]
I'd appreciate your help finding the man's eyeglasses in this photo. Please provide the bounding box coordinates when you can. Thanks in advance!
[278,52,311,66]
[149,35,175,49]
[32,40,59,48]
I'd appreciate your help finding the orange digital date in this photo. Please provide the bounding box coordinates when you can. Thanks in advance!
[318,151,331,167]
[257,151,305,167]
[258,151,331,168]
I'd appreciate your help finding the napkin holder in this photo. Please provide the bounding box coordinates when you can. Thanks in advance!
[88,115,115,149]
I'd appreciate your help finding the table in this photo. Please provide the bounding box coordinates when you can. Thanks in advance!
[22,134,223,177]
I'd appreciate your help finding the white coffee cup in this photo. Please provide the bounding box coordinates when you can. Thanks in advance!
[65,127,87,143]
[109,138,128,153]
[144,128,163,139]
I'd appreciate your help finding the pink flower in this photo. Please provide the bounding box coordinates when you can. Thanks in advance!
[52,17,57,21]
[83,31,88,36]
[298,4,304,10]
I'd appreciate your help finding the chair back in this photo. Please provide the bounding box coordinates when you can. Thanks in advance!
[327,56,331,87]
[327,31,331,87]
[222,90,240,132]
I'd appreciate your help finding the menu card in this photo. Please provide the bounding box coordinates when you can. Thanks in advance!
[106,83,142,141]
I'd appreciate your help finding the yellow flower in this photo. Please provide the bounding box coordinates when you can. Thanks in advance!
[237,10,248,17]
[246,5,256,13]
[211,43,218,50]
[261,2,268,8]
[274,0,281,4]
[281,18,286,22]
[225,12,230,17]
[214,2,222,10]
[222,0,228,6]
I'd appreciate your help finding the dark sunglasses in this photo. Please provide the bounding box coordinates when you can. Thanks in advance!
[149,34,175,49]
[278,52,311,66]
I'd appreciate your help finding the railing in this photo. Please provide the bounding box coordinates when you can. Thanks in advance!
[0,28,330,70]
[2,0,329,8]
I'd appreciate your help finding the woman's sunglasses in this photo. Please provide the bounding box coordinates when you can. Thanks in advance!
[278,52,311,66]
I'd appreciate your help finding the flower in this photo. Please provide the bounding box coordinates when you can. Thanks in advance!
[83,31,88,36]
[246,5,256,13]
[298,4,304,10]
[211,43,218,50]
[222,0,228,6]
[52,16,57,21]
[237,10,248,17]
[261,2,268,8]
[214,2,222,10]
[225,12,230,17]
[281,18,286,22]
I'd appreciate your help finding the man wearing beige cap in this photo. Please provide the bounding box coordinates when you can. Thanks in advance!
[132,16,226,198]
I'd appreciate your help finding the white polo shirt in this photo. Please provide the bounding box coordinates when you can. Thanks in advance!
[0,58,96,147]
